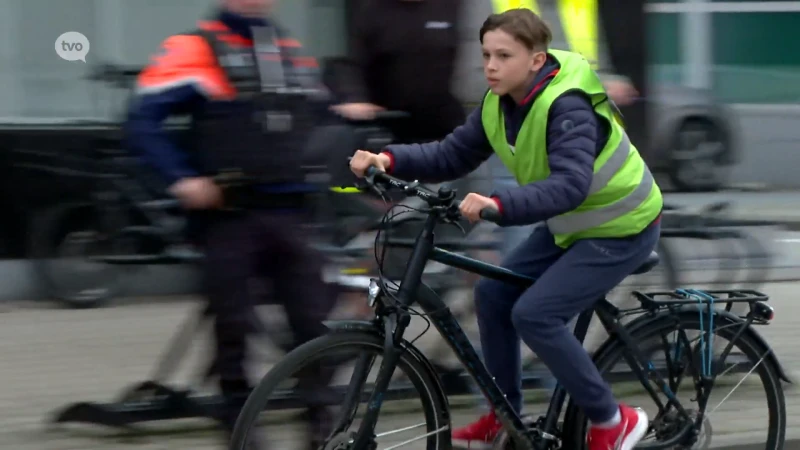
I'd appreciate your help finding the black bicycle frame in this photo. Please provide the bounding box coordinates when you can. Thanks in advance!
[351,213,695,450]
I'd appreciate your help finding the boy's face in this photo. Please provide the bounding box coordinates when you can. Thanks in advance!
[482,29,547,98]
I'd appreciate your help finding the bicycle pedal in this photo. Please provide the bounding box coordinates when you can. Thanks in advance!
[492,415,559,449]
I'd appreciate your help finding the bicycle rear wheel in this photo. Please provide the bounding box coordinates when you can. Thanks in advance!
[229,329,452,450]
[562,311,786,449]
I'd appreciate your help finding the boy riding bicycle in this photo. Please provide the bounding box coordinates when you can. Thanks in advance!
[349,8,663,450]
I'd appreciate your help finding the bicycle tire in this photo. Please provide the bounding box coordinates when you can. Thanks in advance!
[28,202,129,309]
[561,310,786,449]
[230,329,452,450]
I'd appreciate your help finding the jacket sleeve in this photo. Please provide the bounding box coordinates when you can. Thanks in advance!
[382,107,494,183]
[125,34,232,186]
[491,93,599,226]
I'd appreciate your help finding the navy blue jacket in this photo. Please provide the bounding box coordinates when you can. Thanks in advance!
[125,9,318,193]
[383,55,610,226]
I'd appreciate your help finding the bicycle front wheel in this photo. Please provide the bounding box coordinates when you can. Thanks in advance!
[230,329,452,450]
[562,311,786,449]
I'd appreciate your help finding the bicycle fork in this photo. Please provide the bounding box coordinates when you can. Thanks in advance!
[349,311,412,449]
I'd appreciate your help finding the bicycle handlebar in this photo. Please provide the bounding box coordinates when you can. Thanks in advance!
[362,166,502,223]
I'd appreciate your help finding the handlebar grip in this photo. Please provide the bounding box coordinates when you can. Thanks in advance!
[479,208,502,223]
[453,200,502,223]
[365,165,383,177]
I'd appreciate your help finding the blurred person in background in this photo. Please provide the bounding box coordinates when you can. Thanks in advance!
[326,0,477,294]
[125,0,338,447]
[329,0,466,143]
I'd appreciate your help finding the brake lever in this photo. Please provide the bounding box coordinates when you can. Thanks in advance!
[367,183,385,199]
[446,219,467,235]
[361,169,391,199]
[441,200,464,225]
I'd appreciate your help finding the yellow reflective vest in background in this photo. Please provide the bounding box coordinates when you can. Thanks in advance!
[490,0,599,69]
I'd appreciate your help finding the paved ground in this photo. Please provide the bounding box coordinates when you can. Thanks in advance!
[3,281,800,448]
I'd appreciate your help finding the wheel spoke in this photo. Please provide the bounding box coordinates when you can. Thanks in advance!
[707,351,768,416]
[381,424,450,450]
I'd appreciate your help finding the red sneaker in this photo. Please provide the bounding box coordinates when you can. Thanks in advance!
[452,412,502,448]
[587,404,649,450]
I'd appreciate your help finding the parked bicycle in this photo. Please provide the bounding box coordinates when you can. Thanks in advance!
[229,167,789,450]
[18,145,189,308]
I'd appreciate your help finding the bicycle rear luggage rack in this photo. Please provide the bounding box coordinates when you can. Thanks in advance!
[633,288,772,319]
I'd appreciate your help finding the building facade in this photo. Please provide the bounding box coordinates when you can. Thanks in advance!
[0,0,352,120]
[0,0,796,121]
[647,0,800,104]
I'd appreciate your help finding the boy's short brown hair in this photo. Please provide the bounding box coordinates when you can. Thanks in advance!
[479,8,552,52]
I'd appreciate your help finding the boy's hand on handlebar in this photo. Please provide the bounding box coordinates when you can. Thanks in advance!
[350,150,391,177]
[460,193,499,223]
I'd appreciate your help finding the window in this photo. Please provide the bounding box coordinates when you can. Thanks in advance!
[712,11,800,103]
[646,12,683,85]
[646,0,800,104]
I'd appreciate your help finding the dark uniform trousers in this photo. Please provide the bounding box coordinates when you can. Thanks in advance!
[202,208,335,395]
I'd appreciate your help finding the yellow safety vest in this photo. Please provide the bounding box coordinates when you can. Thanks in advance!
[481,50,662,247]
[490,0,598,69]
